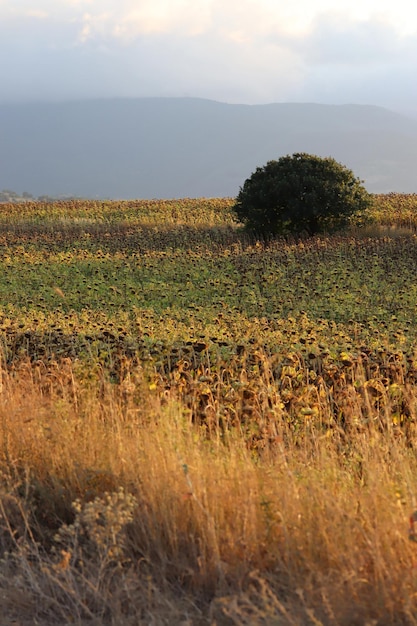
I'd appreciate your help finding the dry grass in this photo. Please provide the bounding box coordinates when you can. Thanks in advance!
[1,361,417,625]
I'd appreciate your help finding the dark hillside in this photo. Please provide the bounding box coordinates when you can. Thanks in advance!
[1,98,416,198]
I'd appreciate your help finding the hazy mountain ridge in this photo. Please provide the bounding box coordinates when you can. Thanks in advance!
[1,98,416,199]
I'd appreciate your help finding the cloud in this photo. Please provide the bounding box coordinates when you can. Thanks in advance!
[277,13,417,109]
[77,12,113,43]
[61,0,213,41]
[29,0,278,44]
[0,0,416,113]
[23,10,50,18]
[288,13,415,65]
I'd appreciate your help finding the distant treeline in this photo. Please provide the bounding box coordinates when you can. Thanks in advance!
[0,189,81,203]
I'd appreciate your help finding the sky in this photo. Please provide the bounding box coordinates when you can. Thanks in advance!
[1,0,417,115]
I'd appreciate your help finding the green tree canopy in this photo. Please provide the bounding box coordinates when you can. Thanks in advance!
[233,153,372,236]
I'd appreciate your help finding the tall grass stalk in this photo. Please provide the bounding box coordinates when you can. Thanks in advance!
[0,364,417,624]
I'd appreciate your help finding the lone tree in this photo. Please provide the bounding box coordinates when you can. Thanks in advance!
[233,153,371,236]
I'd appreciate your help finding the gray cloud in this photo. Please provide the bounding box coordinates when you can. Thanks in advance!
[0,6,416,116]
[287,14,415,65]
[280,16,417,111]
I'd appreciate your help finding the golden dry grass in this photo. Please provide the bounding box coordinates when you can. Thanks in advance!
[1,361,417,625]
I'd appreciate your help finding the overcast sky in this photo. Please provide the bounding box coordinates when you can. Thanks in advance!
[1,0,417,115]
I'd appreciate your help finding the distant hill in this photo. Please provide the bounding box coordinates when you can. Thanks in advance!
[1,98,417,199]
